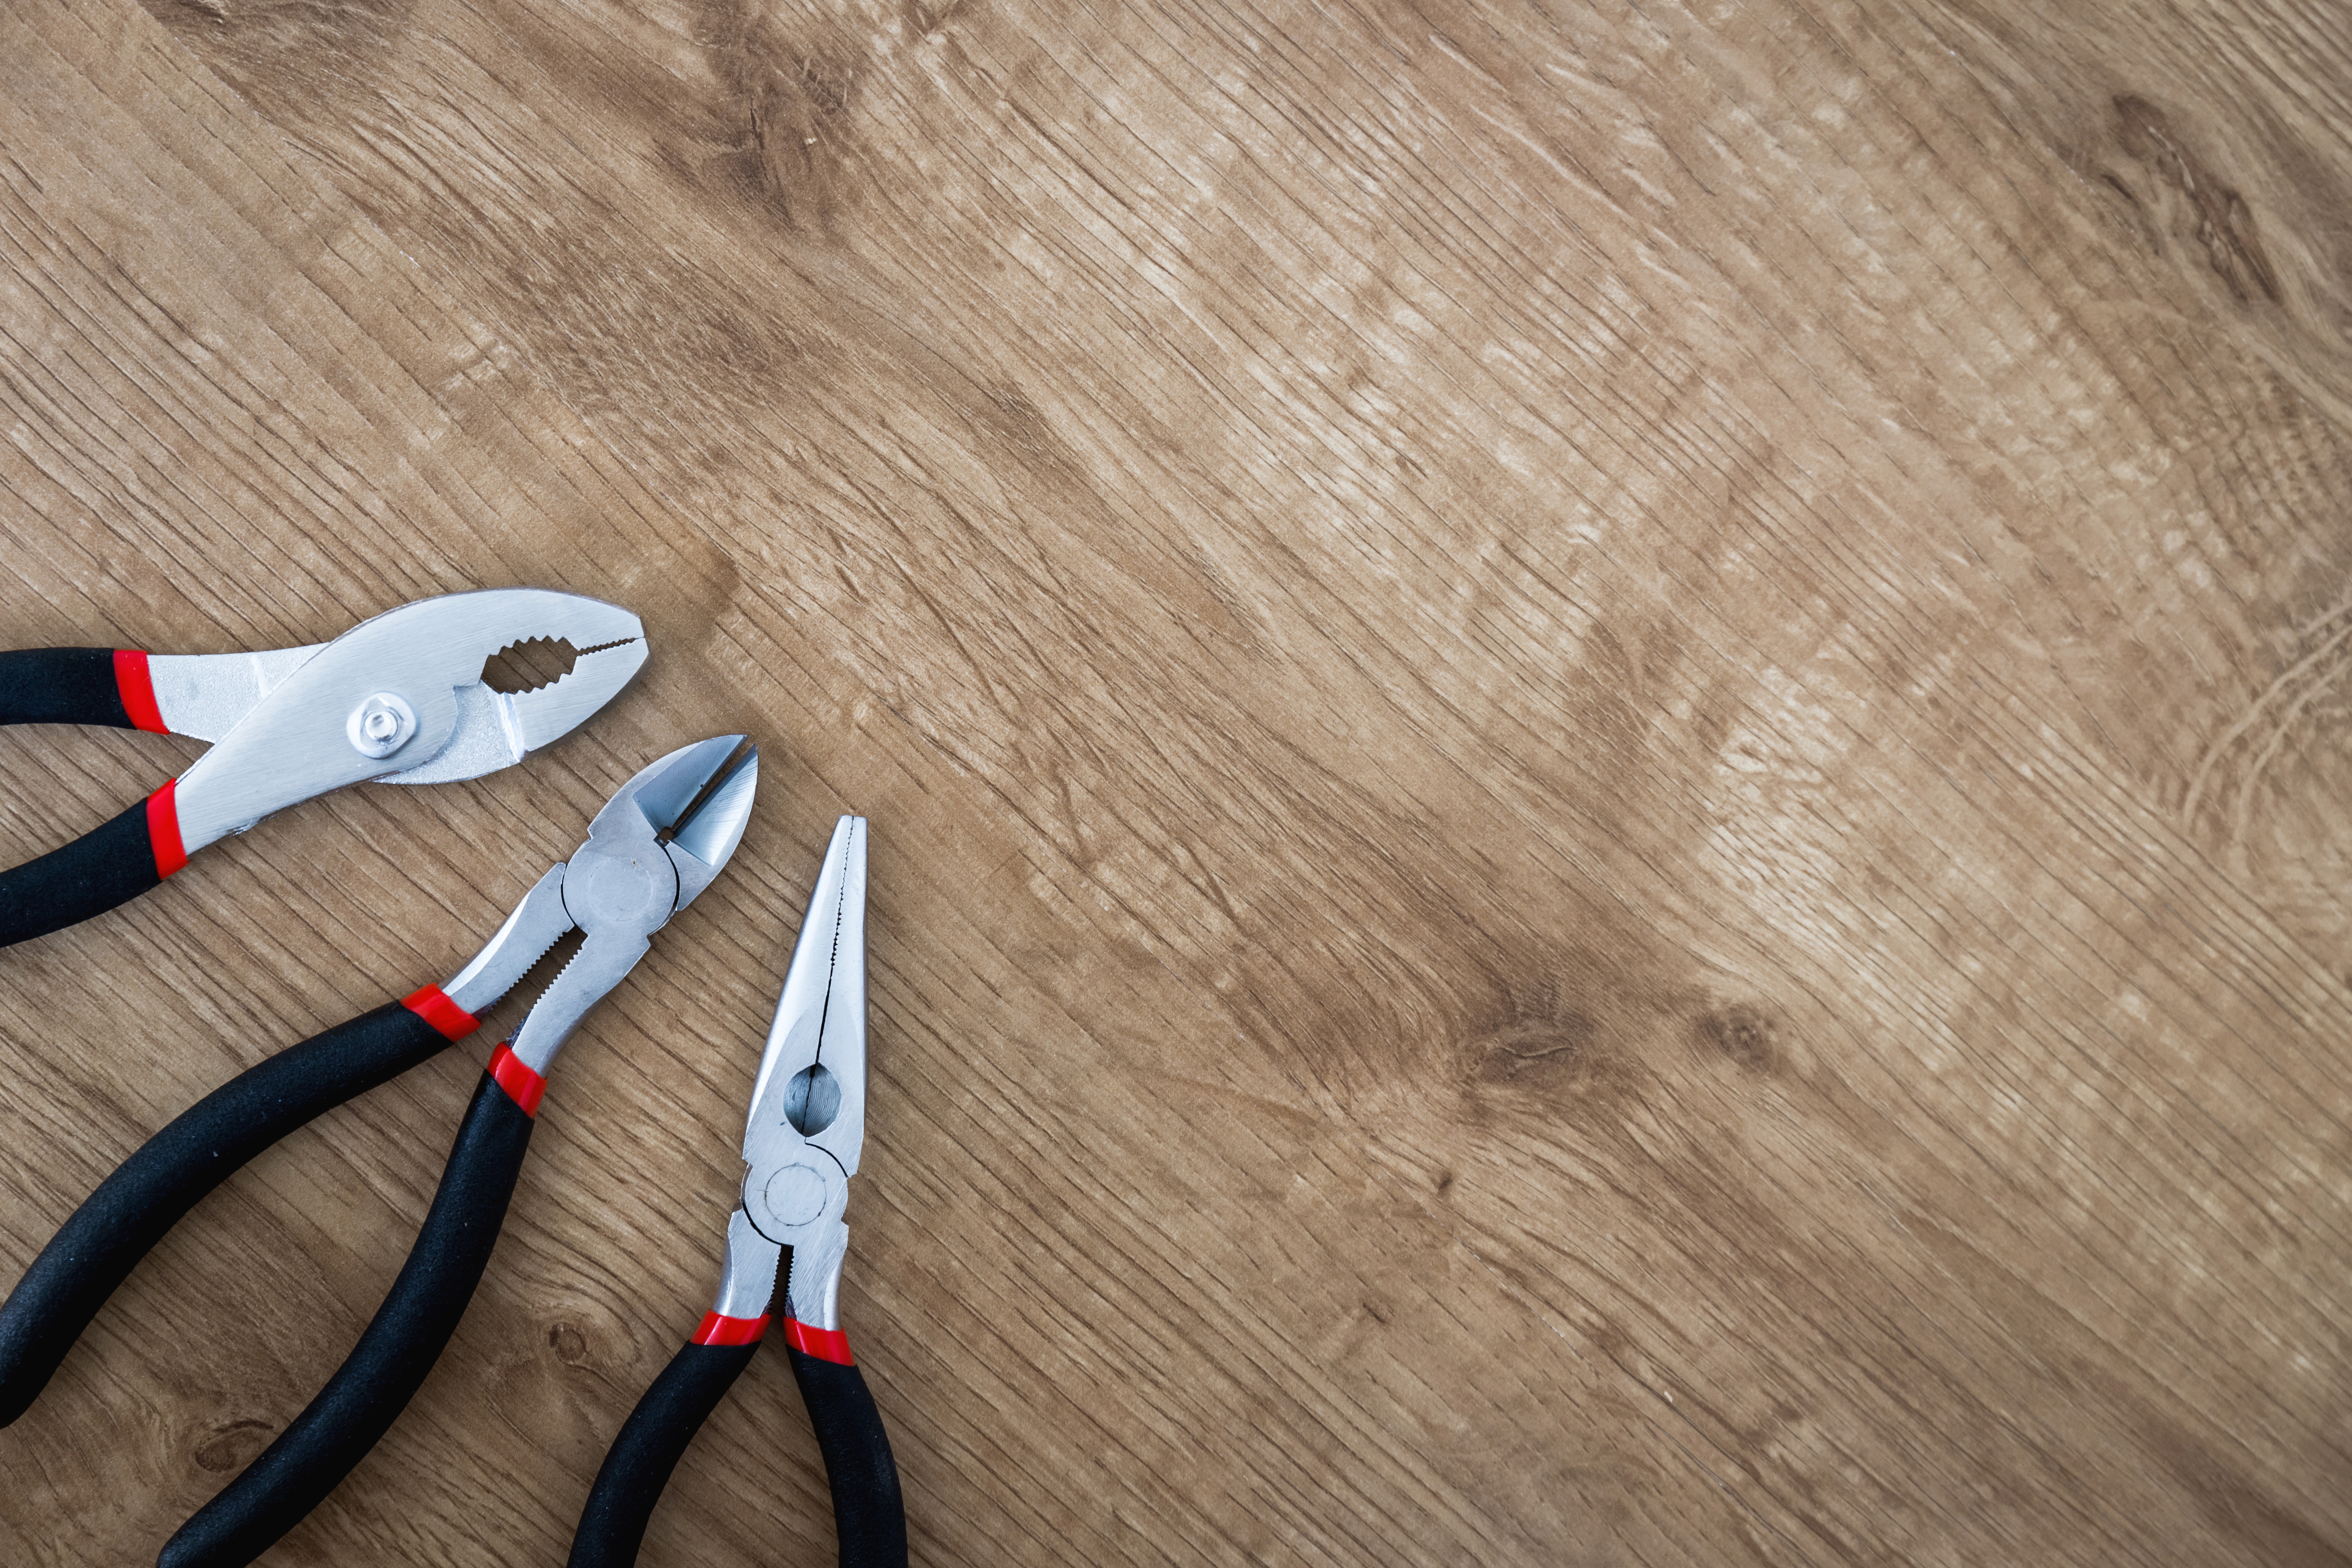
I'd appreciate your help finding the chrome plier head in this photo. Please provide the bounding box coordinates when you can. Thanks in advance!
[708,816,868,1329]
[747,814,868,1184]
[440,736,760,1077]
[175,588,649,849]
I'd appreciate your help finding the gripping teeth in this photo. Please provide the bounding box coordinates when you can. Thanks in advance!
[481,630,643,695]
[504,639,650,755]
[511,928,570,986]
[481,637,580,695]
[439,864,577,1016]
[536,935,591,1003]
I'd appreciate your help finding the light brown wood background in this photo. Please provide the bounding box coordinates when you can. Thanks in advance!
[0,0,2346,1561]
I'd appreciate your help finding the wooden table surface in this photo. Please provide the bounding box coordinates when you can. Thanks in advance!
[2,0,2347,1562]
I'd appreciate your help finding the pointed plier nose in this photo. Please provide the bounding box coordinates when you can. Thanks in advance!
[739,813,869,1332]
[567,816,906,1568]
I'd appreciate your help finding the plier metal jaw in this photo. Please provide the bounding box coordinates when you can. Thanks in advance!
[0,588,646,947]
[0,737,758,1568]
[569,815,905,1568]
[738,812,870,1335]
[448,732,762,1089]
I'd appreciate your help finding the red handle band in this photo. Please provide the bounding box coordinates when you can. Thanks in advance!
[401,985,479,1041]
[144,781,186,879]
[486,1043,545,1118]
[113,650,167,735]
[783,1318,854,1366]
[692,1312,771,1347]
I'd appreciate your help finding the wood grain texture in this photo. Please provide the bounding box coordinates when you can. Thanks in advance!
[1,0,2347,1562]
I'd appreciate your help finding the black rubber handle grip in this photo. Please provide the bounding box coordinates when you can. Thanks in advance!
[0,1001,451,1427]
[0,796,167,948]
[788,1345,908,1568]
[567,1338,762,1568]
[158,1070,536,1568]
[0,648,136,728]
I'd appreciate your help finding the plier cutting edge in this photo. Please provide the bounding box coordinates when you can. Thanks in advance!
[0,735,759,1568]
[0,588,646,947]
[569,814,905,1568]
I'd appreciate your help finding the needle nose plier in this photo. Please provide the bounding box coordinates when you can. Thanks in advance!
[0,735,760,1568]
[0,588,646,947]
[569,814,905,1568]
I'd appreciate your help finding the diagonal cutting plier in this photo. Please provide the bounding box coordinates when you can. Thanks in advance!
[0,588,646,947]
[568,814,905,1568]
[0,735,760,1568]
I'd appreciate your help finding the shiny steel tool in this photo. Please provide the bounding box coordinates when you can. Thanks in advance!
[0,588,646,947]
[0,736,758,1568]
[569,815,903,1568]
